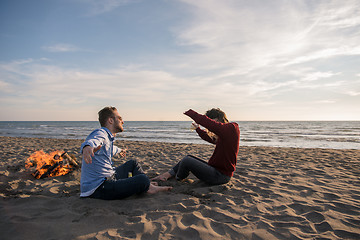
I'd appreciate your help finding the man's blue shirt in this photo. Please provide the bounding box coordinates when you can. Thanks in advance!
[80,127,121,197]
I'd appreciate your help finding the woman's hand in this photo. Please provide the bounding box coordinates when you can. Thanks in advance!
[191,122,199,130]
[207,130,218,144]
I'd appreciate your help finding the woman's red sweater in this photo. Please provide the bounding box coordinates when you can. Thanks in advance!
[184,109,240,177]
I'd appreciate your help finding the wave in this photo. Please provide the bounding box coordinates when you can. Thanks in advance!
[1,121,359,149]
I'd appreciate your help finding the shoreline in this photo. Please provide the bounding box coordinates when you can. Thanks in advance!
[1,136,360,239]
[0,135,359,151]
[1,120,359,150]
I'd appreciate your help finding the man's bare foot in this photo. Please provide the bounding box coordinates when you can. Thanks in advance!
[147,183,172,194]
[151,172,172,182]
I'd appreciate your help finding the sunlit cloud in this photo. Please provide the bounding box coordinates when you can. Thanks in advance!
[347,91,360,96]
[315,2,360,29]
[0,58,268,117]
[175,0,360,74]
[301,71,341,82]
[283,46,360,66]
[0,59,188,104]
[316,100,336,104]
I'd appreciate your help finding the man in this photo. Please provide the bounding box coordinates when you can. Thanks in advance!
[80,106,171,200]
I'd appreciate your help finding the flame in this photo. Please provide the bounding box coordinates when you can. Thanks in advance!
[25,150,74,179]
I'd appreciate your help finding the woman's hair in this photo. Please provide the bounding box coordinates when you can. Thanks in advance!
[205,108,229,123]
[98,106,117,127]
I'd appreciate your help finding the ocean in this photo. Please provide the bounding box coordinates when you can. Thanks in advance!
[0,121,359,150]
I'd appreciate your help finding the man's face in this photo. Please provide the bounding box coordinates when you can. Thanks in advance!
[112,110,124,133]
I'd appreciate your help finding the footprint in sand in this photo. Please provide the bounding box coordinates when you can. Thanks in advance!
[304,211,325,223]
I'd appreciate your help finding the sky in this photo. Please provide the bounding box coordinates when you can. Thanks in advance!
[0,0,359,121]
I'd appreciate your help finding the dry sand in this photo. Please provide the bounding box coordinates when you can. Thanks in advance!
[0,136,359,240]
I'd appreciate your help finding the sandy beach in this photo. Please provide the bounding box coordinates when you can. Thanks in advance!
[1,136,359,240]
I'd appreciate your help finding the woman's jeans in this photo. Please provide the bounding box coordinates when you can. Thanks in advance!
[90,160,150,200]
[170,155,230,185]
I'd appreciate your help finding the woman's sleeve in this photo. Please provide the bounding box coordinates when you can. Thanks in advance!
[184,109,224,137]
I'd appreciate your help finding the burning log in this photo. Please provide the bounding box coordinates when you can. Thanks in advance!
[40,161,61,179]
[61,152,79,168]
[33,163,51,179]
[25,150,79,179]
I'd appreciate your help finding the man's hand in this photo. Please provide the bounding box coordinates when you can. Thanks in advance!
[119,148,127,158]
[82,145,102,164]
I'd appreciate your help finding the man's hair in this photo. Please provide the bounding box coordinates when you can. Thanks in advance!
[205,108,229,123]
[98,106,117,127]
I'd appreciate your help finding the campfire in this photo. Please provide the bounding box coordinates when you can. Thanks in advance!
[25,150,79,179]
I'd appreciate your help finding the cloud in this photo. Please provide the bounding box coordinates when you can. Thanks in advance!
[346,91,360,96]
[0,80,11,92]
[301,71,341,82]
[315,100,336,104]
[282,46,360,66]
[173,0,360,75]
[0,59,189,105]
[315,2,360,29]
[161,0,360,109]
[0,58,266,115]
[1,1,360,120]
[81,0,137,16]
[42,44,82,53]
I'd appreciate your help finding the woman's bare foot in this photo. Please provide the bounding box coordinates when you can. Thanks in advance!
[151,172,173,182]
[147,183,172,194]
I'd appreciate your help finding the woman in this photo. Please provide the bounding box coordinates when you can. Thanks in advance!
[153,108,240,185]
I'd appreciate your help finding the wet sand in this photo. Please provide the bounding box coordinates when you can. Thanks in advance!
[0,136,359,239]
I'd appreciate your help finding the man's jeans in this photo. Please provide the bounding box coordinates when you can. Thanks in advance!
[170,155,230,185]
[90,160,150,200]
